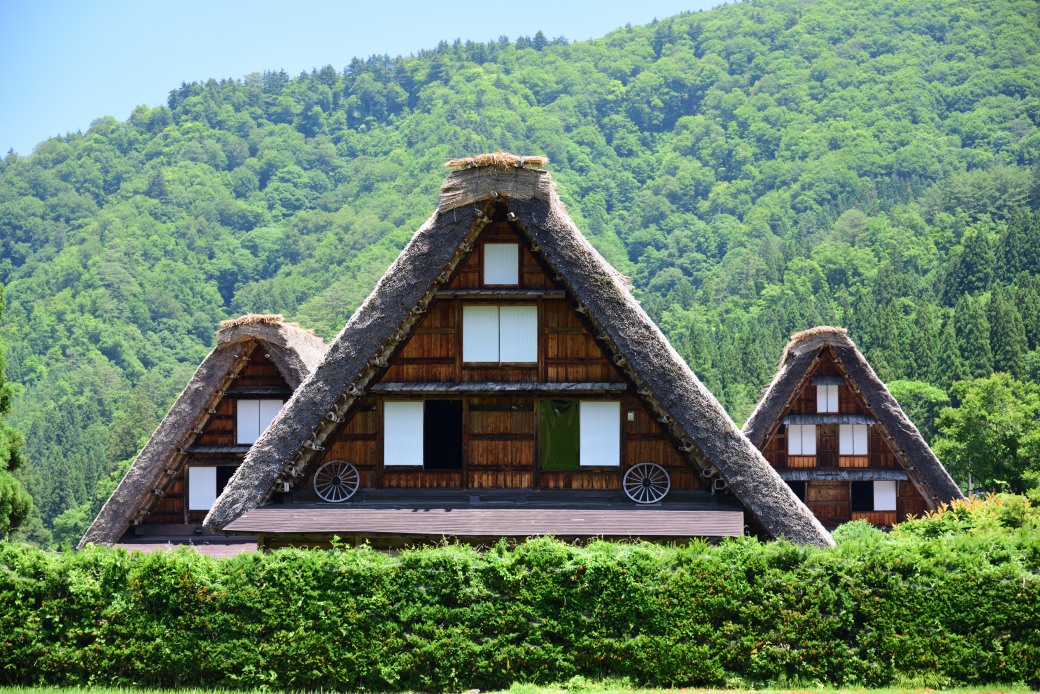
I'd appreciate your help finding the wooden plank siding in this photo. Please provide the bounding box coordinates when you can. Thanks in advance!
[143,350,291,525]
[851,511,898,526]
[307,219,705,494]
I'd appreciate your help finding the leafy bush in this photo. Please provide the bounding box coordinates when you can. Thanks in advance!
[829,519,884,545]
[1,534,1038,691]
[893,493,1040,538]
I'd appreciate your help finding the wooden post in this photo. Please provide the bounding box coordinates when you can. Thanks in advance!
[462,397,471,491]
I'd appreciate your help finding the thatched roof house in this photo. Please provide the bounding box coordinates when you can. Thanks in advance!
[79,316,326,548]
[202,155,832,548]
[742,326,963,528]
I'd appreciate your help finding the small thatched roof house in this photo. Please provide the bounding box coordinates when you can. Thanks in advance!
[742,326,963,528]
[79,315,327,548]
[202,154,833,548]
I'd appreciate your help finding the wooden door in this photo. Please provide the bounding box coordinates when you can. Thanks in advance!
[805,481,849,525]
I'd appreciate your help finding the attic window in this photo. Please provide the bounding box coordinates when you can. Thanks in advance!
[787,424,816,456]
[484,243,519,285]
[839,424,868,455]
[816,385,839,413]
[237,399,283,444]
[462,305,537,363]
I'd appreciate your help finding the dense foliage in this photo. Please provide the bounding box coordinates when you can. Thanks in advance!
[933,374,1040,494]
[1,533,1038,690]
[2,0,1040,542]
[0,288,29,535]
[893,492,1040,537]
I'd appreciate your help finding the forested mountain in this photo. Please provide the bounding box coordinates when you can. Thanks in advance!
[2,0,1039,545]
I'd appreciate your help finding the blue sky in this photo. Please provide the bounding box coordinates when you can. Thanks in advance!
[0,0,720,157]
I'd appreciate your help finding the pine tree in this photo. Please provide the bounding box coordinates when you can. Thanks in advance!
[958,294,993,378]
[0,287,31,536]
[953,231,995,296]
[909,299,935,382]
[988,283,1028,377]
[876,301,905,379]
[685,313,715,380]
[935,311,968,390]
[1015,273,1040,351]
[1000,211,1033,281]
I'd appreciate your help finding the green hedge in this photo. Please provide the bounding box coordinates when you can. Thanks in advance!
[1,534,1038,691]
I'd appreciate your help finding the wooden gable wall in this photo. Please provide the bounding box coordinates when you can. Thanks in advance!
[757,348,927,526]
[308,220,703,493]
[144,348,291,524]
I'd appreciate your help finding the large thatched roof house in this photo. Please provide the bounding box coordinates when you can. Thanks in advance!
[79,315,327,549]
[201,154,833,549]
[742,326,964,528]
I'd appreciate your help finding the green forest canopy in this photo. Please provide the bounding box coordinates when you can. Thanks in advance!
[1,0,1039,544]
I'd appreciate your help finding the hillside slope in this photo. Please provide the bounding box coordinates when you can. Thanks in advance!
[2,0,1039,544]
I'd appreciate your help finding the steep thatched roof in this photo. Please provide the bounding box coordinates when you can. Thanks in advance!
[78,317,327,548]
[203,157,833,547]
[742,326,963,508]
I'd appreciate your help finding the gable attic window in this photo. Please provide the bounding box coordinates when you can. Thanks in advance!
[787,424,816,467]
[462,305,537,363]
[237,399,283,444]
[839,423,869,467]
[484,243,519,285]
[816,384,839,412]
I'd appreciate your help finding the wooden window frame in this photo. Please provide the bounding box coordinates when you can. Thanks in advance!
[481,242,521,287]
[460,301,540,367]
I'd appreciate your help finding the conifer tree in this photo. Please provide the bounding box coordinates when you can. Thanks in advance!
[876,301,905,379]
[1000,211,1035,281]
[1015,272,1040,351]
[951,231,995,296]
[935,311,968,390]
[957,294,993,379]
[988,283,1028,377]
[909,299,935,382]
[685,313,715,379]
[0,287,31,536]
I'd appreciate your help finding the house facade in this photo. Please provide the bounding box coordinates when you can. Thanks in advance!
[742,326,964,529]
[78,315,326,548]
[202,156,833,549]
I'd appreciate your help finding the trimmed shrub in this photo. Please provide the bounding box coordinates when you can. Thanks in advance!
[1,533,1038,691]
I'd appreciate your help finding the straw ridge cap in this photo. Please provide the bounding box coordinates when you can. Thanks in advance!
[446,151,549,171]
[218,314,315,334]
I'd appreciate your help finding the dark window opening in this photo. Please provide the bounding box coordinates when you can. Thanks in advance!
[424,400,463,470]
[788,481,806,502]
[851,481,873,512]
[217,466,238,495]
[540,400,579,470]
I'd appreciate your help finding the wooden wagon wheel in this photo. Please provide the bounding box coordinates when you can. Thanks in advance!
[623,462,671,504]
[313,460,360,502]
